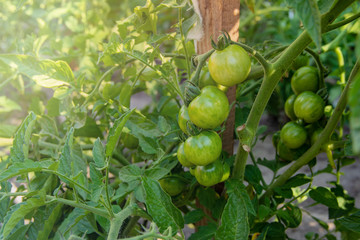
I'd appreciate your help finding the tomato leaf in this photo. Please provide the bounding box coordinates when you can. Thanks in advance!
[0,54,74,88]
[184,209,205,224]
[144,167,170,180]
[0,195,45,239]
[336,211,360,233]
[286,0,322,50]
[309,187,339,209]
[188,223,217,240]
[10,112,36,163]
[0,159,55,182]
[92,139,106,169]
[119,165,143,182]
[142,177,184,234]
[106,109,135,157]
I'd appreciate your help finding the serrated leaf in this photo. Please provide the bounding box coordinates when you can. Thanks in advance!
[1,196,45,239]
[188,223,217,240]
[138,134,159,154]
[349,71,360,154]
[226,179,256,216]
[283,174,311,188]
[58,128,75,177]
[184,209,205,224]
[36,203,63,240]
[336,211,360,233]
[89,163,103,202]
[10,112,36,163]
[287,0,322,50]
[0,159,55,182]
[0,96,21,113]
[106,109,135,157]
[144,167,169,180]
[119,165,142,182]
[216,193,249,240]
[93,138,106,168]
[142,177,184,234]
[0,54,74,88]
[309,187,339,208]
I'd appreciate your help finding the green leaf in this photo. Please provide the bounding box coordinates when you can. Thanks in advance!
[216,193,249,240]
[283,174,311,188]
[93,138,106,168]
[188,223,217,240]
[142,176,184,234]
[0,54,74,88]
[10,112,37,163]
[36,203,63,240]
[0,96,21,113]
[317,0,336,13]
[244,165,263,193]
[5,224,29,240]
[226,179,256,216]
[89,163,103,202]
[1,196,45,239]
[286,0,322,50]
[336,211,360,233]
[137,134,159,154]
[0,159,55,182]
[144,167,169,180]
[0,124,17,138]
[58,128,75,177]
[74,117,103,138]
[184,209,205,224]
[106,109,135,157]
[119,165,143,182]
[276,204,302,228]
[309,187,339,208]
[349,71,360,154]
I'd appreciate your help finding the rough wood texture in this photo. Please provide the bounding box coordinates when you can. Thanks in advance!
[196,0,240,155]
[195,0,240,227]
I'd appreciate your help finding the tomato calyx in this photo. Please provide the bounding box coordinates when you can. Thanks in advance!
[211,31,231,51]
[184,81,201,106]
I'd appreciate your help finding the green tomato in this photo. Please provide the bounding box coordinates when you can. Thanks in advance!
[198,66,217,89]
[291,66,319,95]
[159,177,187,196]
[277,140,307,162]
[280,121,307,149]
[188,86,229,129]
[184,130,222,166]
[195,159,223,187]
[294,91,325,123]
[189,166,196,176]
[177,142,194,167]
[208,44,251,87]
[291,55,310,70]
[310,128,323,146]
[121,131,139,149]
[178,105,190,135]
[285,94,297,120]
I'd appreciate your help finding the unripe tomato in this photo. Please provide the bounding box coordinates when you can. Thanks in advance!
[159,176,187,196]
[277,140,307,161]
[284,94,297,120]
[198,66,217,89]
[177,142,194,167]
[194,159,223,187]
[188,86,229,129]
[291,55,310,70]
[310,128,323,145]
[184,130,222,166]
[121,131,139,149]
[280,122,307,149]
[294,91,325,123]
[208,44,251,87]
[178,105,190,135]
[189,166,196,176]
[291,66,319,95]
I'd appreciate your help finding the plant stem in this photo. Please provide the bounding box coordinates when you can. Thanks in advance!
[231,41,270,71]
[232,0,356,181]
[107,205,135,240]
[262,58,359,198]
[326,11,360,32]
[178,8,191,80]
[304,47,326,89]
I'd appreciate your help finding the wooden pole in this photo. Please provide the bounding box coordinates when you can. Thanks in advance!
[195,0,240,227]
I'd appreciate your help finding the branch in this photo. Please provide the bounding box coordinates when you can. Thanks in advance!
[262,58,360,198]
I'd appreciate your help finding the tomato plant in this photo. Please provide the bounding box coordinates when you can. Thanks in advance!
[0,1,359,240]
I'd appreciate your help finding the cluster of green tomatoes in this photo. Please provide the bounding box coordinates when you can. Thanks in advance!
[173,44,252,187]
[273,65,331,162]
